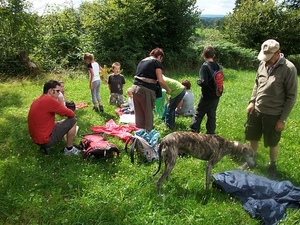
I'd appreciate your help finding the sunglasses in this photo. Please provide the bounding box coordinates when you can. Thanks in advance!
[53,89,60,93]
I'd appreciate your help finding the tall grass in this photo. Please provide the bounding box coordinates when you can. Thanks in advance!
[0,69,299,225]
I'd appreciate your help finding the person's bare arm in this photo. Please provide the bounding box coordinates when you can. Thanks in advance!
[156,69,171,94]
[177,100,183,109]
[89,68,94,89]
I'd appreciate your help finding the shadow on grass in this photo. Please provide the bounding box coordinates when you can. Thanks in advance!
[0,91,23,114]
[0,97,127,223]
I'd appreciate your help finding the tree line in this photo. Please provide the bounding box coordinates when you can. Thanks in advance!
[0,0,299,77]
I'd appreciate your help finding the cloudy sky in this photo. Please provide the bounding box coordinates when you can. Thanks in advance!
[196,0,235,15]
[30,0,235,15]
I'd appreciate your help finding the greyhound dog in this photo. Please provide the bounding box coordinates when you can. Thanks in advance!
[153,131,256,195]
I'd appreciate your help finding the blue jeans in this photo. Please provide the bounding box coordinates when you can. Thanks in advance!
[164,89,186,128]
[91,80,101,103]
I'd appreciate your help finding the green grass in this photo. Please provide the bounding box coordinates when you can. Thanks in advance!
[1,69,300,225]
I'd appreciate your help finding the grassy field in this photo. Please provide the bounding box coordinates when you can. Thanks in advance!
[0,69,300,225]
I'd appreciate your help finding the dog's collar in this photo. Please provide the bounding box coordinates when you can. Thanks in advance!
[234,141,239,147]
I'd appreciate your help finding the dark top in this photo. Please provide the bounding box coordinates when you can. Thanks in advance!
[199,61,220,100]
[108,74,125,94]
[134,57,163,91]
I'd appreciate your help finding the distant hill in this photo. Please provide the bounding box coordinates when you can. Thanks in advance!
[200,14,225,18]
[199,14,225,28]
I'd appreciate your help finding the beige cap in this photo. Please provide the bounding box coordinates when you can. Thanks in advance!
[257,39,280,61]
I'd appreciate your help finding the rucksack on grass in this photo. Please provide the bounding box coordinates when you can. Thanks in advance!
[205,62,224,97]
[124,135,159,164]
[78,133,120,161]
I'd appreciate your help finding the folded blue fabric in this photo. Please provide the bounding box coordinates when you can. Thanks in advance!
[213,170,300,225]
[134,129,160,148]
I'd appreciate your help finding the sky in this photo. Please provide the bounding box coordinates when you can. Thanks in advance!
[30,0,235,16]
[196,0,235,15]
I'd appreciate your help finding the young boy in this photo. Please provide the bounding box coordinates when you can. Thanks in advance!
[83,53,107,112]
[108,62,125,106]
[190,46,221,134]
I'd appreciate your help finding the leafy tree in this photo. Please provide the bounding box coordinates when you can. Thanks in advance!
[150,0,199,52]
[80,0,200,73]
[224,0,300,56]
[283,0,300,9]
[0,0,40,74]
[233,0,264,10]
[35,5,83,70]
[80,0,156,71]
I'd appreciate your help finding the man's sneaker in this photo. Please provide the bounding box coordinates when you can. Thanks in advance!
[40,147,50,155]
[268,163,277,180]
[99,104,104,112]
[64,146,82,155]
[93,106,99,112]
[238,162,249,170]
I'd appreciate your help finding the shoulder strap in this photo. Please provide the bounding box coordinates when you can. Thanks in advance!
[204,62,222,82]
[130,137,138,164]
[203,62,216,83]
[204,62,216,75]
[79,132,105,138]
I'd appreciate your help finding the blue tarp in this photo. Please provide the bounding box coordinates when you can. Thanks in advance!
[213,170,300,225]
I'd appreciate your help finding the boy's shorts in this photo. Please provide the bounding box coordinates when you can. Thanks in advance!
[40,117,76,148]
[245,110,281,148]
[110,93,124,106]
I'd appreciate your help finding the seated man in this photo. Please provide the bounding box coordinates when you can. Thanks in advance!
[28,80,81,155]
[176,79,195,117]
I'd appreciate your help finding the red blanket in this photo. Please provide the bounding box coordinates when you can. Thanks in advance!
[91,119,139,141]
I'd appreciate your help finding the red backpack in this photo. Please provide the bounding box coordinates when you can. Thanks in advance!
[205,62,224,97]
[78,133,120,161]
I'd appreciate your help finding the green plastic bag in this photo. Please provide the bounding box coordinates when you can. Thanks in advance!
[155,89,166,119]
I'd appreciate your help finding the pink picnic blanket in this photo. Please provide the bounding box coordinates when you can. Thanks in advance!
[115,108,123,115]
[90,119,139,141]
[76,102,88,109]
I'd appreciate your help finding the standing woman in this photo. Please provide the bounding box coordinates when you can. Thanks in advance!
[132,47,171,132]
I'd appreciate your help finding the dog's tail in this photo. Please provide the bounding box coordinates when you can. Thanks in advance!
[153,142,163,176]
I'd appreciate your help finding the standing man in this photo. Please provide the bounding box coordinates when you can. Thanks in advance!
[190,46,222,134]
[28,80,81,155]
[241,39,298,179]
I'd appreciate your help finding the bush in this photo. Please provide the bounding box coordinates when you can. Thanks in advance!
[288,54,300,74]
[214,42,259,70]
[192,29,259,70]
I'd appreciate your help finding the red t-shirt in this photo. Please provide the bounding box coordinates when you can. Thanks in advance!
[28,95,75,144]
